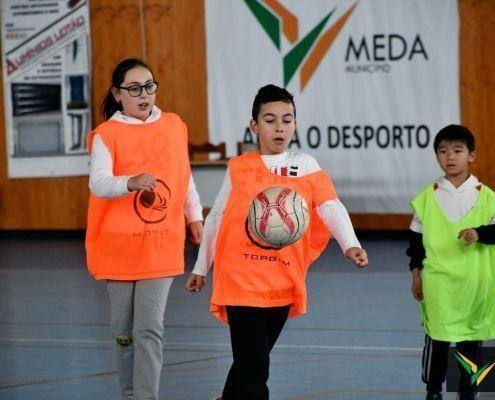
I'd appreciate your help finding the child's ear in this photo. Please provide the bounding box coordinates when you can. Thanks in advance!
[111,87,120,102]
[250,119,259,134]
[469,150,476,163]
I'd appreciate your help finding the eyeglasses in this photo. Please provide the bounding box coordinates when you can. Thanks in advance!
[118,81,159,97]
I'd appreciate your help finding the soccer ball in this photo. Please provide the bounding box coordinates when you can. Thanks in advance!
[247,186,309,249]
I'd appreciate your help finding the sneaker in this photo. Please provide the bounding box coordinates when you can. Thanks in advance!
[426,393,442,400]
[457,392,479,400]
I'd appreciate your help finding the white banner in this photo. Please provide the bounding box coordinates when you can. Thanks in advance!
[1,0,92,178]
[205,0,459,213]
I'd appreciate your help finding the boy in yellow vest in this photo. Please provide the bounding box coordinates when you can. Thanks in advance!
[407,125,495,400]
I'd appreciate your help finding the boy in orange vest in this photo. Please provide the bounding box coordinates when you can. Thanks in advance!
[186,84,367,400]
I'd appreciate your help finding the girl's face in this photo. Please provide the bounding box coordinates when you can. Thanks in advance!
[112,66,156,122]
[250,101,296,155]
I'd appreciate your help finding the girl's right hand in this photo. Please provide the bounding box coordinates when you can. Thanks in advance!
[127,173,157,191]
[185,274,205,292]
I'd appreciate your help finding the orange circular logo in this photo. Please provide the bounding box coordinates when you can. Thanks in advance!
[133,179,171,224]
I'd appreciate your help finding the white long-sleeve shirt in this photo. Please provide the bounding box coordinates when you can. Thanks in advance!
[410,175,495,233]
[192,151,361,276]
[88,106,203,223]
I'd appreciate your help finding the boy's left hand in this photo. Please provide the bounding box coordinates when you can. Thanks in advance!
[345,247,368,267]
[188,220,204,245]
[458,228,479,245]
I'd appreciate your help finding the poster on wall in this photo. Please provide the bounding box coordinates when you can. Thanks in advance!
[205,0,460,213]
[1,0,91,178]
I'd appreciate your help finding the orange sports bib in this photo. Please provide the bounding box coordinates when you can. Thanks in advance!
[211,152,337,323]
[85,113,190,280]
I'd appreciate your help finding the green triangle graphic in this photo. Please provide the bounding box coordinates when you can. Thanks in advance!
[282,8,335,86]
[244,0,281,50]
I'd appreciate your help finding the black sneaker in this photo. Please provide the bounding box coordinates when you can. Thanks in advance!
[457,392,479,400]
[426,393,442,400]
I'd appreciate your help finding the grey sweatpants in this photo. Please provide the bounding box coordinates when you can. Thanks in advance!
[107,277,173,400]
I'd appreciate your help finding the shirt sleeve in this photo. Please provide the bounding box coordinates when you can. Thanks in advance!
[191,168,231,276]
[184,175,204,223]
[302,153,322,174]
[89,134,132,198]
[316,199,360,252]
[409,213,423,233]
[475,224,495,244]
[406,229,425,270]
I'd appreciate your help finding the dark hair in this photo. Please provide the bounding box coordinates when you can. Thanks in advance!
[100,58,153,120]
[433,124,475,153]
[251,84,296,121]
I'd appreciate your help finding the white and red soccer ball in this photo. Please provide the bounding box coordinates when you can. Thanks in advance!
[247,186,309,249]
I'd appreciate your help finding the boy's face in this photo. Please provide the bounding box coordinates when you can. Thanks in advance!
[250,101,296,155]
[436,139,475,177]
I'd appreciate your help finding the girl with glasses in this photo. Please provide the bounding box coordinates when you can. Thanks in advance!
[86,58,204,400]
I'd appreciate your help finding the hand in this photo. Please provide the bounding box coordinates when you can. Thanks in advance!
[458,228,479,245]
[344,247,368,267]
[185,273,205,292]
[127,173,157,191]
[411,268,423,302]
[188,221,203,245]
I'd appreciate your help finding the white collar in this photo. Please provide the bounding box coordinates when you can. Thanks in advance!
[260,150,289,160]
[436,174,480,193]
[110,105,162,124]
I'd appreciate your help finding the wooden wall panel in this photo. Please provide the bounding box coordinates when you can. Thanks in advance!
[459,0,495,188]
[0,0,493,230]
[143,0,208,144]
[90,0,145,127]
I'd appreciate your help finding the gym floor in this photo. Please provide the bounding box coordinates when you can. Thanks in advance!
[1,233,494,399]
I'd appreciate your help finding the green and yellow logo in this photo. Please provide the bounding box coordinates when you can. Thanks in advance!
[244,0,359,90]
[454,352,495,386]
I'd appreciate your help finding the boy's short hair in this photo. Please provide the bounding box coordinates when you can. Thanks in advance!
[252,84,296,121]
[433,124,475,153]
